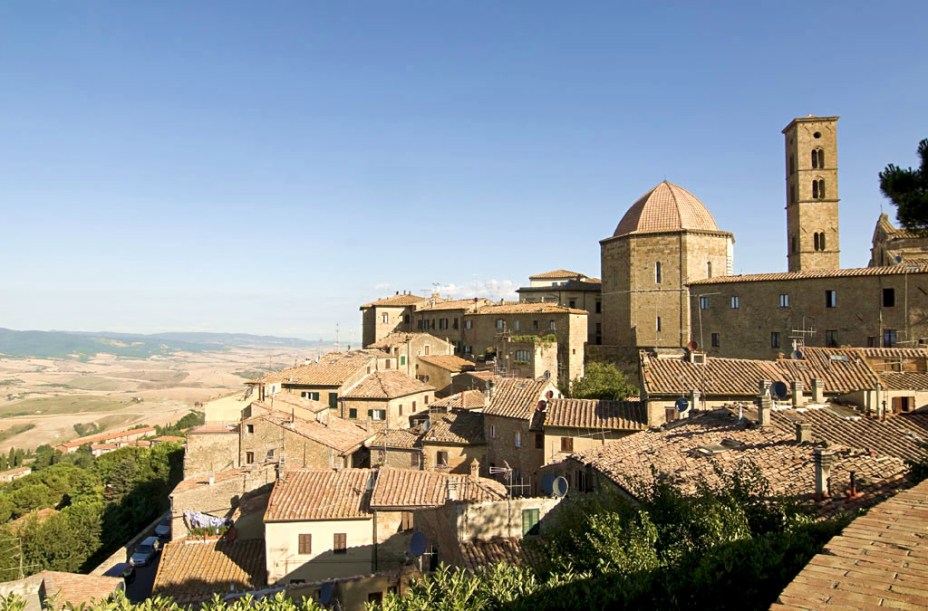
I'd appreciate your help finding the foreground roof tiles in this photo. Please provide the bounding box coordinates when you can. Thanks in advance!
[457,537,540,571]
[23,571,123,607]
[263,350,379,387]
[429,390,486,411]
[484,378,555,420]
[265,469,373,521]
[341,370,434,399]
[545,398,648,431]
[246,410,372,455]
[421,411,485,445]
[368,428,421,450]
[418,354,476,372]
[152,539,267,605]
[574,409,909,517]
[370,467,505,509]
[773,478,928,610]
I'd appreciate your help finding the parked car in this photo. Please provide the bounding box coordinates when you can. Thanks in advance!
[154,516,171,539]
[130,536,161,567]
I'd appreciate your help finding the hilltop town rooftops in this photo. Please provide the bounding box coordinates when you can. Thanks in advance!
[414,298,494,312]
[171,467,251,495]
[528,269,589,280]
[245,410,373,455]
[56,426,156,451]
[469,302,588,316]
[369,467,506,509]
[367,428,421,450]
[456,537,541,572]
[2,570,124,608]
[571,409,909,517]
[688,262,928,285]
[421,411,485,445]
[360,293,428,308]
[429,390,486,411]
[773,477,928,610]
[265,468,374,521]
[252,392,329,414]
[418,354,476,372]
[484,378,554,421]
[261,350,380,387]
[153,539,267,605]
[341,370,434,400]
[545,398,648,431]
[369,332,445,350]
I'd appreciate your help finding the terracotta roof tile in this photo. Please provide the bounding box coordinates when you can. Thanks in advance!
[341,370,434,399]
[573,409,909,518]
[429,390,486,411]
[528,269,589,280]
[418,354,476,372]
[422,411,485,445]
[457,537,540,571]
[415,298,494,312]
[545,399,648,431]
[58,427,156,450]
[484,378,557,421]
[171,467,250,495]
[367,428,421,450]
[29,571,123,607]
[263,350,379,386]
[369,332,445,349]
[472,302,588,316]
[254,392,329,414]
[612,181,724,238]
[245,410,372,455]
[774,479,928,609]
[689,263,928,285]
[265,468,373,521]
[369,467,505,509]
[152,539,267,605]
[360,294,428,308]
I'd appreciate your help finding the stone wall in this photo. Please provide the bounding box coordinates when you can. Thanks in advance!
[184,430,238,478]
[484,415,544,495]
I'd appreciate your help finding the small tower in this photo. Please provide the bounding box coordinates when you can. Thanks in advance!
[783,116,840,272]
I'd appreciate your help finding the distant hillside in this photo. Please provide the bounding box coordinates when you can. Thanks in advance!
[0,328,324,359]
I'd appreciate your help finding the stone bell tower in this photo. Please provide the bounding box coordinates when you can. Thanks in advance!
[783,116,840,272]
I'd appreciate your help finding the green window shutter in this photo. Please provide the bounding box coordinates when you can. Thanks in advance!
[521,508,540,536]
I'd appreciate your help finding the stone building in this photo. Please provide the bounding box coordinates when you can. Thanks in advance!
[415,354,476,396]
[419,410,486,474]
[338,370,435,430]
[541,398,648,466]
[360,293,428,347]
[256,350,384,408]
[482,377,560,495]
[870,212,928,266]
[412,298,493,349]
[517,269,603,346]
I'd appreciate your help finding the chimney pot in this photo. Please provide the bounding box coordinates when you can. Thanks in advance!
[795,421,812,444]
[811,378,824,403]
[791,380,804,408]
[814,447,834,498]
[758,395,772,428]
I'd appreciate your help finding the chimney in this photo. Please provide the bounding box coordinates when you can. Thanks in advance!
[811,379,824,403]
[446,479,458,502]
[208,474,215,486]
[758,379,771,396]
[791,380,804,408]
[690,390,701,412]
[795,421,812,444]
[814,447,833,498]
[470,459,480,478]
[758,393,772,428]
[485,380,495,404]
[875,382,884,419]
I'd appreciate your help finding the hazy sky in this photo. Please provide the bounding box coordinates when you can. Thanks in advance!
[2,2,926,342]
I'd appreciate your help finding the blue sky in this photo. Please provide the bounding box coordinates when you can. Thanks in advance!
[1,1,926,342]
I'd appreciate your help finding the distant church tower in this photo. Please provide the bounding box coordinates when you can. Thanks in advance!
[783,116,840,272]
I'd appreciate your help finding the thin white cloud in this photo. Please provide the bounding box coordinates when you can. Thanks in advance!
[435,279,519,301]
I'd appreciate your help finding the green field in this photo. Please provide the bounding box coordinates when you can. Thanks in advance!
[0,395,130,418]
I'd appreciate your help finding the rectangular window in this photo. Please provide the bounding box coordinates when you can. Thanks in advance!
[513,320,521,331]
[655,261,662,284]
[656,316,662,332]
[883,288,896,307]
[410,452,419,468]
[730,296,740,309]
[825,290,837,308]
[400,511,414,531]
[298,534,312,555]
[301,391,320,401]
[548,320,556,331]
[535,433,544,449]
[560,437,574,453]
[328,393,338,409]
[532,320,539,331]
[489,424,496,439]
[699,296,709,310]
[348,408,357,419]
[522,508,541,536]
[595,301,602,313]
[884,329,897,348]
[779,294,790,308]
[515,349,531,361]
[369,409,386,421]
[381,313,389,324]
[867,336,878,347]
[711,333,720,348]
[514,431,522,448]
[245,451,254,464]
[246,424,254,434]
[333,533,347,554]
[825,330,838,347]
[453,318,459,329]
[266,449,275,460]
[436,451,448,467]
[771,332,780,349]
[400,355,406,366]
[368,593,383,605]
[568,299,576,308]
[464,319,473,330]
[496,319,505,330]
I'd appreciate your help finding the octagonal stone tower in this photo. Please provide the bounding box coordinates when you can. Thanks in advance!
[600,181,734,350]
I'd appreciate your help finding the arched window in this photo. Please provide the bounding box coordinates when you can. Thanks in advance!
[816,149,825,169]
[812,180,819,199]
[812,179,825,200]
[819,232,826,250]
[655,261,662,284]
[813,233,820,251]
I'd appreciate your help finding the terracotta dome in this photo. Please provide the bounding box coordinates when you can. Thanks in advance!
[612,181,720,238]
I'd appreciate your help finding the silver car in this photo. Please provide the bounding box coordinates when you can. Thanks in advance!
[130,536,161,567]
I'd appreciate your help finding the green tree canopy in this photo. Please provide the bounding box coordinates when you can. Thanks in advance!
[568,362,637,401]
[880,138,928,233]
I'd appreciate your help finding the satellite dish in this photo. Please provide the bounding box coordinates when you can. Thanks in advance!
[895,255,903,264]
[409,531,427,558]
[543,370,551,380]
[320,582,335,605]
[792,350,803,360]
[541,474,556,495]
[687,340,699,351]
[771,381,788,399]
[675,398,689,412]
[552,476,569,498]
